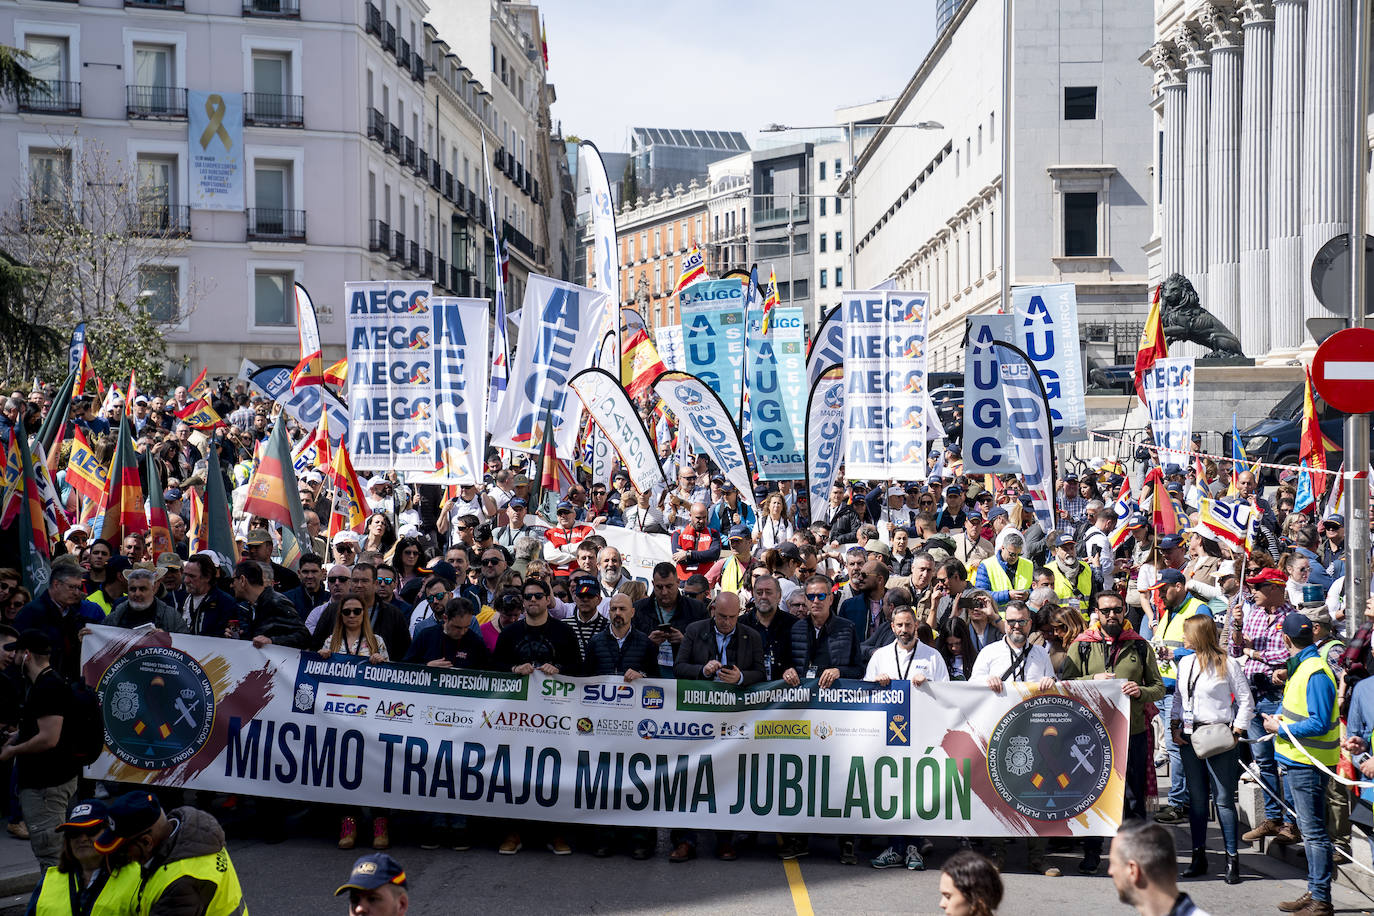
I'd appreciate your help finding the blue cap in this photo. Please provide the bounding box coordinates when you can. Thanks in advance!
[94,791,162,853]
[335,853,408,895]
[1051,532,1076,548]
[58,798,109,833]
[1155,568,1186,586]
[1158,534,1184,549]
[1324,513,1345,526]
[945,484,964,495]
[987,507,1009,521]
[728,525,751,541]
[510,497,527,508]
[1282,612,1314,640]
[1017,494,1034,507]
[1164,463,1184,477]
[1127,512,1148,527]
[556,501,575,513]
[721,481,736,492]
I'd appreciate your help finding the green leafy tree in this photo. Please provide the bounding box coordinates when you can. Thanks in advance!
[0,46,38,102]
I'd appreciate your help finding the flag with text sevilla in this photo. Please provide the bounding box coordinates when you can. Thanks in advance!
[99,413,148,544]
[243,412,308,533]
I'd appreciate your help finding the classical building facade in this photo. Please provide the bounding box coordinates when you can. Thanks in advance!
[1145,0,1362,360]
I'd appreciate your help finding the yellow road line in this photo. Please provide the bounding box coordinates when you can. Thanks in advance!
[783,858,815,916]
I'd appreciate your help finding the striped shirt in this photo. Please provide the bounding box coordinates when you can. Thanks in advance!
[1228,597,1293,681]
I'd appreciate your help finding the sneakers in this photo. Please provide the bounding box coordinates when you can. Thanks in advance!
[870,847,904,869]
[905,845,926,871]
[419,836,440,851]
[451,831,473,852]
[498,833,522,855]
[1241,818,1283,843]
[338,816,357,850]
[839,840,858,865]
[6,822,27,840]
[1274,823,1302,845]
[1154,804,1187,824]
[372,817,390,850]
[547,836,572,855]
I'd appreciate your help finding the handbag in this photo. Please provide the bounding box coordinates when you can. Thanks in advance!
[1190,722,1238,759]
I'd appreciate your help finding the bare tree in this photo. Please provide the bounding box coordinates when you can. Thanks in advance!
[0,139,206,385]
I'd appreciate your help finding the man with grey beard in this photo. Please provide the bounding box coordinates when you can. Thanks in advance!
[101,568,188,633]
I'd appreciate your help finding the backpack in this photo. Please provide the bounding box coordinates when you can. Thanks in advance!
[61,679,106,767]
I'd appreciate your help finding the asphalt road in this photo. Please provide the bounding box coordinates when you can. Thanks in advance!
[226,816,1374,916]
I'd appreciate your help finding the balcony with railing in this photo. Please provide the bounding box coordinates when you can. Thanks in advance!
[19,197,78,227]
[414,148,428,178]
[428,161,441,190]
[389,231,406,261]
[752,203,808,226]
[382,22,396,53]
[126,0,184,8]
[243,0,298,16]
[369,219,389,252]
[127,85,187,119]
[503,220,536,260]
[19,80,81,115]
[247,207,306,241]
[367,108,386,143]
[436,257,448,290]
[387,124,402,156]
[397,38,410,69]
[244,93,303,127]
[406,241,420,271]
[129,202,190,237]
[364,2,381,36]
[421,249,433,278]
[410,51,425,82]
[402,137,416,168]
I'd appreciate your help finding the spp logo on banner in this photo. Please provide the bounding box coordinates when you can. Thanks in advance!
[641,686,665,709]
[637,719,714,741]
[321,693,370,717]
[582,684,635,707]
[754,720,811,740]
[374,700,414,723]
[541,678,576,702]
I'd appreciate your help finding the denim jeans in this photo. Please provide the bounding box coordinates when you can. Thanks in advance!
[1180,740,1241,854]
[1248,694,1284,821]
[1160,691,1189,808]
[1281,764,1333,903]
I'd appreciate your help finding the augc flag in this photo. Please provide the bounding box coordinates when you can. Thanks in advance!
[66,427,107,506]
[1198,497,1253,548]
[673,245,707,294]
[328,443,368,536]
[99,414,148,545]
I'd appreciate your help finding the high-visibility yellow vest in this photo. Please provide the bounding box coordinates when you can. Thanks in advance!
[34,863,140,916]
[981,556,1033,603]
[720,556,749,596]
[1274,653,1341,767]
[86,590,114,617]
[1051,564,1094,611]
[136,848,246,916]
[1156,595,1209,684]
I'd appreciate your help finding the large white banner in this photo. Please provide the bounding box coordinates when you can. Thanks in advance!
[569,368,666,495]
[806,304,844,390]
[997,346,1057,531]
[1012,283,1087,443]
[81,627,1129,836]
[488,275,609,458]
[843,290,929,481]
[345,281,436,471]
[963,314,1018,474]
[593,526,672,582]
[429,298,489,485]
[805,366,845,523]
[580,142,622,319]
[653,370,756,513]
[1142,356,1195,468]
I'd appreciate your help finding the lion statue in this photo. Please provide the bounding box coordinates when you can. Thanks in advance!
[1159,273,1246,359]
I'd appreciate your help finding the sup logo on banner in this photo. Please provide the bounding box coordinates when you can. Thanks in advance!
[986,695,1112,820]
[99,646,216,770]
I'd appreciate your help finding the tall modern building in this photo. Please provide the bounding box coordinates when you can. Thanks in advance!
[1,0,561,375]
[850,0,1155,372]
[629,127,750,197]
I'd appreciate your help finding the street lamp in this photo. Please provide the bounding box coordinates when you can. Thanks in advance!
[760,119,944,287]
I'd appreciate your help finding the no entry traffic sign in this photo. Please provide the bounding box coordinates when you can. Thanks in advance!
[1313,327,1374,414]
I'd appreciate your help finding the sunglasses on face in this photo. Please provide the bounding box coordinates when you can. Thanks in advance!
[328,576,349,583]
[805,593,828,602]
[1005,618,1031,627]
[482,558,504,566]
[377,577,394,585]
[341,608,363,617]
[1098,607,1125,617]
[522,593,545,601]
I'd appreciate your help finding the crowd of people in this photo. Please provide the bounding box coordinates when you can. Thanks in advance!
[0,377,1368,916]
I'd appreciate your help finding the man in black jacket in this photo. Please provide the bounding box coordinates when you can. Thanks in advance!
[13,565,92,681]
[632,563,706,675]
[230,561,311,649]
[742,575,793,681]
[283,554,327,621]
[783,574,864,687]
[404,597,489,670]
[177,555,240,637]
[583,592,659,859]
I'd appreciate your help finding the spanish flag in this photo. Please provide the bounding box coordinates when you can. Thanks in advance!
[243,412,308,532]
[1133,284,1168,403]
[1299,366,1327,497]
[673,245,707,294]
[13,428,51,590]
[621,328,666,399]
[98,413,148,544]
[145,457,173,559]
[327,442,368,537]
[323,356,348,388]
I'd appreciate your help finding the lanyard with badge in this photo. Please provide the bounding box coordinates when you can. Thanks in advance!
[895,642,917,681]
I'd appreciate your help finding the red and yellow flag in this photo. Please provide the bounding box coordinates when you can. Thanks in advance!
[72,348,95,398]
[621,328,666,399]
[98,414,148,544]
[124,370,138,418]
[314,408,333,473]
[761,267,780,335]
[673,245,707,294]
[1133,285,1168,403]
[175,396,225,431]
[66,427,108,506]
[327,443,368,536]
[1300,367,1328,497]
[188,488,206,555]
[243,412,307,530]
[145,457,172,559]
[323,356,348,388]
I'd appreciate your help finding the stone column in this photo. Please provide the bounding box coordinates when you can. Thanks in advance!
[1239,1,1274,356]
[1269,0,1307,351]
[1301,0,1352,332]
[1205,3,1243,336]
[1180,23,1212,298]
[1152,43,1187,275]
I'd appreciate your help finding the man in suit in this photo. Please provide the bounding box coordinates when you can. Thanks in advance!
[632,562,707,675]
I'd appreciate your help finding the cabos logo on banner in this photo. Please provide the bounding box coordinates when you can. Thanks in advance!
[345,281,436,471]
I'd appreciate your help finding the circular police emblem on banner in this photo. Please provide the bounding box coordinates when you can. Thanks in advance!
[674,385,703,406]
[98,646,216,770]
[986,694,1111,821]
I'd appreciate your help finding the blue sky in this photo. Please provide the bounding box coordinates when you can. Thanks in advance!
[533,0,936,152]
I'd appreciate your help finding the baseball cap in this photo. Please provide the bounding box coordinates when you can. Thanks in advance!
[3,629,51,654]
[245,529,273,546]
[58,799,109,834]
[945,484,964,495]
[417,560,457,585]
[1164,463,1184,477]
[720,481,736,492]
[1303,604,1334,627]
[753,485,770,500]
[1157,534,1184,550]
[987,507,1009,521]
[573,576,600,597]
[163,487,182,501]
[65,522,91,539]
[888,486,906,498]
[556,501,575,513]
[1323,513,1345,527]
[105,556,133,579]
[727,525,751,542]
[94,791,162,854]
[1216,560,1238,580]
[513,475,531,487]
[866,540,892,558]
[1127,512,1148,528]
[1062,471,1078,481]
[1051,532,1075,549]
[776,542,802,561]
[155,552,183,570]
[509,497,528,509]
[1245,567,1288,588]
[367,476,391,490]
[1142,568,1186,590]
[335,853,407,895]
[333,530,361,546]
[1282,612,1313,640]
[133,394,149,405]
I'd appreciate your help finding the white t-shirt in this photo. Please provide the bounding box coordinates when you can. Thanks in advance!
[864,641,950,683]
[970,640,1056,682]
